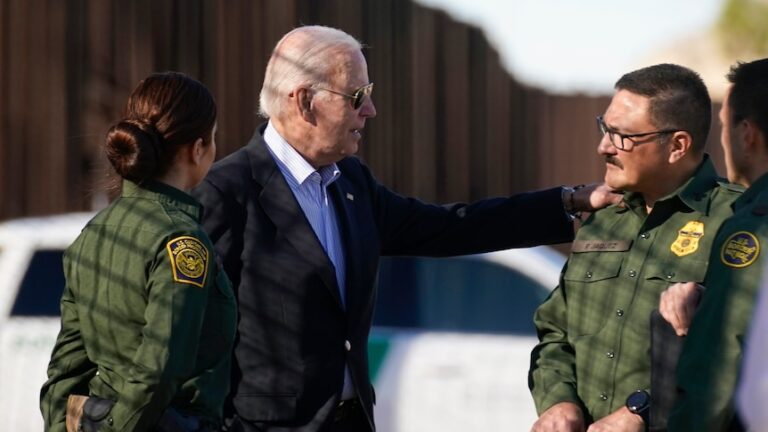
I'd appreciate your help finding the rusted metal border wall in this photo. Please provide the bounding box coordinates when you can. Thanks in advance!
[0,0,725,220]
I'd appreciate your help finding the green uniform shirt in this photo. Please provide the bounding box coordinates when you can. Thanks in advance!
[669,172,768,431]
[40,180,237,432]
[529,157,742,422]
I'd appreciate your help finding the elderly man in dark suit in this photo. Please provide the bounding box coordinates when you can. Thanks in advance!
[193,25,615,432]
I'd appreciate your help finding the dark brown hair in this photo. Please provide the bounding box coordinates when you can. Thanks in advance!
[615,64,711,153]
[727,58,768,140]
[105,72,217,183]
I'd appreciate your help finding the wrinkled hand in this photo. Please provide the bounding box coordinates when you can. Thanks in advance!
[659,281,703,336]
[587,407,644,432]
[531,402,586,432]
[573,183,623,213]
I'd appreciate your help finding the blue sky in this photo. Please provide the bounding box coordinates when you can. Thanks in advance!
[416,0,725,95]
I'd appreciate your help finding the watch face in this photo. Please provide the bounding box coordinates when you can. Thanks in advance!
[626,390,650,413]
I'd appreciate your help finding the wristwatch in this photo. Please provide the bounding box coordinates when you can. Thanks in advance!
[561,186,581,221]
[625,389,650,425]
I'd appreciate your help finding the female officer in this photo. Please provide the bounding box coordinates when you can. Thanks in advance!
[40,72,236,431]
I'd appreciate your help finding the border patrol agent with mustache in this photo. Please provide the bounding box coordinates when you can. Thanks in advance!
[528,64,742,432]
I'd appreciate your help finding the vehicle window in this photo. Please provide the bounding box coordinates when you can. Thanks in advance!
[374,256,551,335]
[11,250,66,316]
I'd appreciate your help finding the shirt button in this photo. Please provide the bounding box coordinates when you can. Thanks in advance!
[586,271,593,279]
[606,351,615,358]
[640,232,650,239]
[628,270,637,277]
[616,309,624,317]
[344,340,352,351]
[600,393,608,401]
[666,272,675,279]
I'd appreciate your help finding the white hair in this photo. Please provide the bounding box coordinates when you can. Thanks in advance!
[258,26,362,119]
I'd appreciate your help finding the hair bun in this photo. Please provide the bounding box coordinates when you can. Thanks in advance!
[105,119,164,182]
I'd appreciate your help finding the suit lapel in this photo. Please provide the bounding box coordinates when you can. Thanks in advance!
[246,128,344,310]
[330,176,362,318]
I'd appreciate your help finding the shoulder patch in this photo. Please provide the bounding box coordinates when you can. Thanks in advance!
[166,236,209,287]
[720,231,760,268]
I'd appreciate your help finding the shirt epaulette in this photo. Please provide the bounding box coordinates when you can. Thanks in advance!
[716,179,746,194]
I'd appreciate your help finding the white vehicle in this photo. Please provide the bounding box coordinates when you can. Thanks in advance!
[0,213,94,431]
[371,248,565,432]
[0,213,565,431]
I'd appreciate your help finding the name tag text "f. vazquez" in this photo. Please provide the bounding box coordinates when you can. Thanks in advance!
[571,240,632,253]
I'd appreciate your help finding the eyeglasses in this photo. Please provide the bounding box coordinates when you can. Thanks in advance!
[315,83,374,110]
[596,115,681,151]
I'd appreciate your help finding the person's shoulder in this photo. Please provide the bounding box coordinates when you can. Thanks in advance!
[92,196,175,232]
[143,210,215,263]
[201,147,261,200]
[732,190,768,225]
[698,179,743,221]
[208,145,253,177]
[337,155,365,171]
[337,155,375,181]
[712,178,745,201]
[581,201,629,226]
[73,199,199,257]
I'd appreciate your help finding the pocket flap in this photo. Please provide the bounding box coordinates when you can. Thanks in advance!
[562,252,623,283]
[643,258,707,283]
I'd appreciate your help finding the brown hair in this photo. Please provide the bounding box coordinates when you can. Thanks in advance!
[105,71,217,183]
[727,58,768,140]
[615,64,711,153]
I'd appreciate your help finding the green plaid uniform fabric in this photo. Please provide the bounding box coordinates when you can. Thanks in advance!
[669,173,768,431]
[529,157,742,423]
[41,180,237,432]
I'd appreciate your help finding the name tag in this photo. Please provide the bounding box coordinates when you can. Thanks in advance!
[572,240,632,253]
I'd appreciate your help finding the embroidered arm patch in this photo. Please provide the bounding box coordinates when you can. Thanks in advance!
[166,236,209,287]
[721,231,760,268]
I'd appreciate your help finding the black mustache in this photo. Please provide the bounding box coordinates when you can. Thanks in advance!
[605,156,623,169]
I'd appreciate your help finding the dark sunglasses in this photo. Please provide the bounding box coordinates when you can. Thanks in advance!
[316,83,374,110]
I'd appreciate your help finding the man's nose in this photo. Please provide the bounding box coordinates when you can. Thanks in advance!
[597,133,615,155]
[360,96,376,118]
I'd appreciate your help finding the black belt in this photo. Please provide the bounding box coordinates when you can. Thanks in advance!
[332,398,362,423]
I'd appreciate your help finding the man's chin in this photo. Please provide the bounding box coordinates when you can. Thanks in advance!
[604,175,625,191]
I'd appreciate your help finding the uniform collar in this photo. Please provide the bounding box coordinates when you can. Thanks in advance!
[621,155,720,216]
[121,179,202,221]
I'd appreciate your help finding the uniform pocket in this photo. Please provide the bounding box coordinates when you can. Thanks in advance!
[626,258,708,336]
[562,252,624,337]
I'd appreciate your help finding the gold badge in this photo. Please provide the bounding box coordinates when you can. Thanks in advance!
[670,221,704,257]
[721,231,760,268]
[166,236,209,288]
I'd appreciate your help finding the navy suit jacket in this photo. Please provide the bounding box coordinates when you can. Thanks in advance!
[193,124,575,431]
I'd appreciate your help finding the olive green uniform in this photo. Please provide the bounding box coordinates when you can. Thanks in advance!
[669,173,768,431]
[529,157,742,422]
[40,180,237,431]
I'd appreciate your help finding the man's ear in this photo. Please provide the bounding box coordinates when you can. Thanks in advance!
[668,131,693,164]
[292,87,315,123]
[741,119,764,158]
